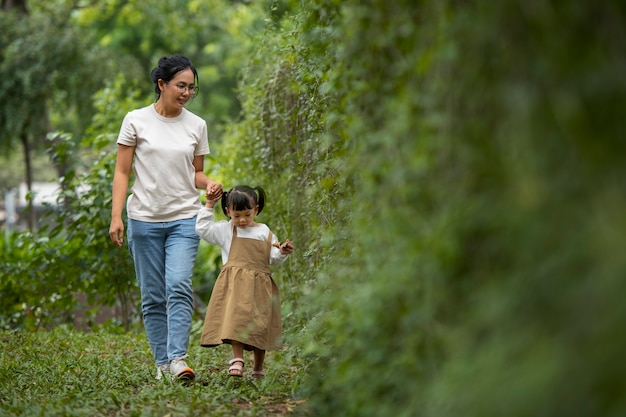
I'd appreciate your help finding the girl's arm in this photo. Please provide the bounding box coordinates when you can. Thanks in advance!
[195,207,230,247]
[270,235,293,265]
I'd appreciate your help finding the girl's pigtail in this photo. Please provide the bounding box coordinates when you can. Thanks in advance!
[255,186,266,215]
[221,190,230,217]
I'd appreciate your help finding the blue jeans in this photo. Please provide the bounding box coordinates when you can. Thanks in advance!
[127,217,199,365]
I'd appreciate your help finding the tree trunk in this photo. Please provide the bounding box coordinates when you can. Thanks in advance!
[20,130,35,230]
[1,0,28,13]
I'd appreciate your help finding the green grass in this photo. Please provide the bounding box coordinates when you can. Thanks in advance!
[0,322,309,417]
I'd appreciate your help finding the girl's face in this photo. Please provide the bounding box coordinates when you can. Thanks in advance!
[159,68,196,110]
[227,206,258,229]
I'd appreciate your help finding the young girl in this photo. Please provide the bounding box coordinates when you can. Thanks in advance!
[195,185,294,378]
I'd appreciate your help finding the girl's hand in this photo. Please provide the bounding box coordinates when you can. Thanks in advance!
[273,239,294,255]
[205,191,221,207]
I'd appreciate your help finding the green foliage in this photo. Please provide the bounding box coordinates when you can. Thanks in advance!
[0,325,308,416]
[0,0,117,236]
[74,0,280,129]
[223,0,626,416]
[0,77,142,331]
[217,0,348,341]
[0,3,109,154]
[305,1,626,416]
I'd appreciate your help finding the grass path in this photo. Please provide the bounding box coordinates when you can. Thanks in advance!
[0,323,308,416]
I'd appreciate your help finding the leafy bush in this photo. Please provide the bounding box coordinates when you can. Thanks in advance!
[0,76,143,330]
[225,0,626,416]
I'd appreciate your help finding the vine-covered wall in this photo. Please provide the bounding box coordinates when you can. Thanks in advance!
[220,1,626,416]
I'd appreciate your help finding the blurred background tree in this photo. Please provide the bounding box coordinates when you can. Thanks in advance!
[0,0,110,228]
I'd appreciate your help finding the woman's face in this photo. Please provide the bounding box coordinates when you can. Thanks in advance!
[159,68,196,110]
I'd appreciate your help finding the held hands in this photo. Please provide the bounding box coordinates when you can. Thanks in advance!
[272,239,294,255]
[205,181,223,208]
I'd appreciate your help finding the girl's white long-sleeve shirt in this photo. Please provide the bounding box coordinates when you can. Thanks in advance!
[195,207,289,265]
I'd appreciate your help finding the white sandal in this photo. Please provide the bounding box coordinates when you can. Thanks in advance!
[228,358,245,377]
[251,370,265,379]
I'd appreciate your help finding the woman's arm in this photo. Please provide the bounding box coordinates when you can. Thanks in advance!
[193,155,222,199]
[109,144,135,247]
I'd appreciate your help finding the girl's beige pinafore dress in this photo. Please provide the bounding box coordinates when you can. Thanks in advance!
[200,226,281,351]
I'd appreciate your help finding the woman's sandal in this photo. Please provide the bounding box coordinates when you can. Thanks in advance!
[251,371,265,380]
[228,358,245,377]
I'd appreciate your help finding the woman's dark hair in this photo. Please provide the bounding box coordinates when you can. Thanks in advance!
[221,185,266,217]
[149,54,199,99]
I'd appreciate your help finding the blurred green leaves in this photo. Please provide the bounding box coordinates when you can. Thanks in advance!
[223,0,626,416]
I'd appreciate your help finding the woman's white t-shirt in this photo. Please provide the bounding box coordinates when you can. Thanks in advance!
[117,104,210,222]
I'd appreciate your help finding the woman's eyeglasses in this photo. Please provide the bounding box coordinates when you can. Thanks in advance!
[166,82,199,96]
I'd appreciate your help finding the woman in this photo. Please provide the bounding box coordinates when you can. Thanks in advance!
[109,54,222,380]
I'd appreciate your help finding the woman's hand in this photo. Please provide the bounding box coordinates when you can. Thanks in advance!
[205,180,223,207]
[109,217,125,248]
